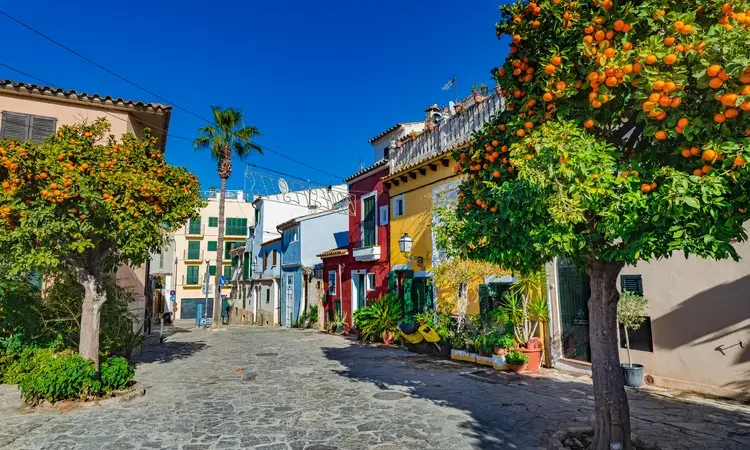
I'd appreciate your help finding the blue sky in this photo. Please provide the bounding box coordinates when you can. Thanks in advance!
[0,0,510,191]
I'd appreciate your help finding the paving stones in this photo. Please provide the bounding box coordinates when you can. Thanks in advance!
[0,326,748,450]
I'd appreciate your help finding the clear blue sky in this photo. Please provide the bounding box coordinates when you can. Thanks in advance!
[0,0,510,191]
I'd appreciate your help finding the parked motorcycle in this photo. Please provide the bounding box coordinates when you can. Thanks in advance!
[397,322,451,357]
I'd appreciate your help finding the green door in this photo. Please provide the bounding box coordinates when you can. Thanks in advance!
[557,258,591,362]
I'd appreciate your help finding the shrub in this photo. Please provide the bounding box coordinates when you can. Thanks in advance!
[308,305,319,325]
[353,294,404,343]
[2,347,53,385]
[506,350,530,366]
[18,351,101,404]
[99,357,135,391]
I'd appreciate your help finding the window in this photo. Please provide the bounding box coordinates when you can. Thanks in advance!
[243,253,250,280]
[392,194,405,217]
[223,265,232,280]
[272,250,278,266]
[225,217,248,236]
[367,273,376,291]
[362,193,376,247]
[224,241,241,259]
[158,251,164,269]
[263,252,269,270]
[254,208,261,226]
[328,271,337,295]
[186,266,200,285]
[209,265,217,276]
[188,217,202,235]
[265,288,270,303]
[620,275,643,295]
[187,241,201,260]
[207,241,217,252]
[0,112,57,144]
[379,205,389,226]
[208,217,218,228]
[283,227,298,245]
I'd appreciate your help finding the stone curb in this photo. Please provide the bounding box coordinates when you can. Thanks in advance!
[546,427,662,450]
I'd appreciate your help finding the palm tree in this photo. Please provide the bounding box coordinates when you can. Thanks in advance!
[194,106,261,326]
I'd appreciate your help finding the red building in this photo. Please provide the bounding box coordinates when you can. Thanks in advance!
[319,158,391,328]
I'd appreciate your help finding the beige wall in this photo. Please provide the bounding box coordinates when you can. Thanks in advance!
[1,94,133,137]
[619,244,750,400]
[172,193,254,319]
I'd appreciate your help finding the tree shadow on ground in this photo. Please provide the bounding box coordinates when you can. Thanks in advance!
[323,343,750,450]
[130,340,207,365]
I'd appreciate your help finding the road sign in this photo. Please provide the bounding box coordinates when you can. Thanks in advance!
[219,275,226,287]
[169,290,175,296]
[170,295,176,302]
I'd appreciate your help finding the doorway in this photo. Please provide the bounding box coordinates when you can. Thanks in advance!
[285,274,294,327]
[351,270,366,316]
[556,258,591,362]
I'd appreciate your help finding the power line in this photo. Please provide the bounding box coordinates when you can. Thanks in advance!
[0,9,346,181]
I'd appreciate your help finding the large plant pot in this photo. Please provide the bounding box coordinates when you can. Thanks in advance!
[509,363,528,373]
[520,347,543,372]
[621,363,644,387]
[382,331,394,346]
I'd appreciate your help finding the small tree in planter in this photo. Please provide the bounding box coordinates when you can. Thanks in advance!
[499,270,548,371]
[617,291,648,387]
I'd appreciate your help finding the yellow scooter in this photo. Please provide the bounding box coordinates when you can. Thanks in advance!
[397,322,450,357]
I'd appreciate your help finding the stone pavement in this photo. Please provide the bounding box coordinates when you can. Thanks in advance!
[0,326,748,450]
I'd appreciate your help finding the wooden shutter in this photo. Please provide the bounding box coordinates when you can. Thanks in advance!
[29,116,57,144]
[1,112,29,141]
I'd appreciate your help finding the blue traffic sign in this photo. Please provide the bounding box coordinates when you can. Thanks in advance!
[169,290,175,296]
[218,275,226,287]
[169,295,176,302]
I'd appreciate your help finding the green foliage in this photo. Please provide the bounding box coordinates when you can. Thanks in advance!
[2,347,54,385]
[618,292,648,331]
[492,330,516,350]
[194,107,263,165]
[352,294,404,343]
[99,356,135,391]
[308,304,319,324]
[506,349,530,366]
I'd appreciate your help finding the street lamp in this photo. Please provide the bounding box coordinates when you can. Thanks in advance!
[398,233,423,270]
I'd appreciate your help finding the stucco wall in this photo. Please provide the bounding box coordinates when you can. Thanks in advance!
[618,246,750,400]
[300,211,349,267]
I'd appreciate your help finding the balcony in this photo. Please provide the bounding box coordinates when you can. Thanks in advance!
[185,224,205,237]
[389,94,504,173]
[353,245,381,262]
[182,274,203,288]
[183,249,204,261]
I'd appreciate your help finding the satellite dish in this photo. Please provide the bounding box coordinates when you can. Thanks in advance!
[448,101,456,115]
[278,178,289,194]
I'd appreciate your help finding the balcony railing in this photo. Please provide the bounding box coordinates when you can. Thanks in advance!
[389,94,504,173]
[186,224,205,236]
[182,274,202,287]
[184,249,204,261]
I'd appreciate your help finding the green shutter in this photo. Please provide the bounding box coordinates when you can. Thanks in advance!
[363,196,376,246]
[209,265,217,276]
[243,253,250,280]
[224,242,233,259]
[208,217,218,227]
[225,217,248,236]
[186,266,200,285]
[188,217,202,234]
[426,278,435,311]
[403,277,414,321]
[388,271,397,295]
[207,241,217,251]
[224,265,232,280]
[479,284,490,315]
[187,241,201,260]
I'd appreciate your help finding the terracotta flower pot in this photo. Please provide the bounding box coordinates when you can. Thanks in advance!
[509,363,528,373]
[495,86,502,95]
[493,346,508,356]
[410,134,417,141]
[382,331,394,345]
[396,141,403,148]
[474,94,484,103]
[455,105,463,113]
[520,347,543,372]
[427,123,437,132]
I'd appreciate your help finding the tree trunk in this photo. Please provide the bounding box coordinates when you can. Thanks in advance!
[78,271,107,370]
[214,175,228,327]
[587,257,631,450]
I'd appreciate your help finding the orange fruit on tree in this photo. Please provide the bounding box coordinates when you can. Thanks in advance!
[709,78,724,89]
[493,170,501,178]
[642,101,655,111]
[742,85,750,95]
[702,149,717,161]
[653,80,665,91]
[513,34,522,44]
[606,76,617,87]
[517,129,526,137]
[702,165,712,174]
[545,64,556,74]
[584,119,595,128]
[614,19,625,31]
[640,184,651,193]
[492,140,499,147]
[551,56,563,66]
[604,48,616,58]
[680,149,692,158]
[664,54,677,65]
[543,92,554,102]
[681,24,693,34]
[741,101,750,111]
[690,146,701,156]
[674,20,685,31]
[671,97,682,108]
[659,96,672,107]
[622,23,633,32]
[663,81,676,93]
[664,36,675,46]
[583,35,594,45]
[725,108,739,119]
[655,130,667,140]
[556,81,567,90]
[718,69,730,81]
[693,168,703,177]
[677,117,689,128]
[595,30,605,41]
[648,93,661,102]
[734,157,746,167]
[623,64,633,74]
[623,42,633,51]
[721,93,738,107]
[707,65,722,77]
[714,113,727,123]
[645,55,657,65]
[524,121,534,129]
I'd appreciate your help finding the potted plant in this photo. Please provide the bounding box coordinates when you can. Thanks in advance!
[454,103,464,113]
[395,140,403,148]
[450,334,465,361]
[472,84,486,103]
[352,294,403,345]
[618,291,648,387]
[425,112,438,133]
[492,331,515,356]
[474,333,494,366]
[506,349,530,373]
[494,85,502,95]
[332,311,347,335]
[408,130,420,141]
[499,270,548,371]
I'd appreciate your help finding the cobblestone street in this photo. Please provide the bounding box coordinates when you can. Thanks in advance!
[0,327,748,450]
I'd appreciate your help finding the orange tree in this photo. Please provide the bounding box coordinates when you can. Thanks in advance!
[437,0,750,448]
[0,118,204,369]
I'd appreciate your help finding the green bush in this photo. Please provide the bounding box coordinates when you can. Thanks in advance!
[17,351,134,404]
[2,347,53,385]
[99,357,135,391]
[506,350,530,366]
[353,294,404,343]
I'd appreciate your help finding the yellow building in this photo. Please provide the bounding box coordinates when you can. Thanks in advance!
[382,96,504,316]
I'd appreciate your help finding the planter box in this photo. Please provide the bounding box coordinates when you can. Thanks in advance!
[476,355,494,367]
[462,352,477,363]
[451,349,465,361]
[493,355,509,371]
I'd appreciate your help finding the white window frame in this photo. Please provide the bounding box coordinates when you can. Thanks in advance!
[379,205,389,226]
[360,192,378,247]
[366,273,376,291]
[392,194,405,218]
[328,270,337,295]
